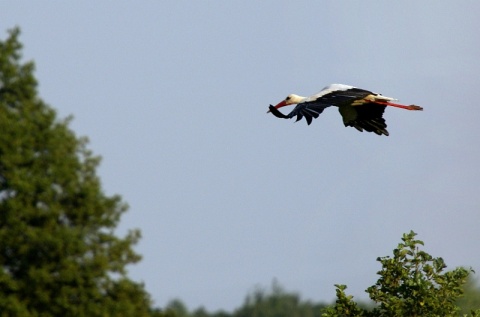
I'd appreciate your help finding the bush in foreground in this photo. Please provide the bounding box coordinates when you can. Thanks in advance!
[323,231,479,317]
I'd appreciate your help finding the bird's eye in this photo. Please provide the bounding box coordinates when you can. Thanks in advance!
[285,96,291,101]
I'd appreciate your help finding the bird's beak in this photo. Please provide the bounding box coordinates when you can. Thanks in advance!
[266,100,287,113]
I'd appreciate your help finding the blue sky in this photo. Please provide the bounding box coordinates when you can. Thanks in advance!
[2,1,480,312]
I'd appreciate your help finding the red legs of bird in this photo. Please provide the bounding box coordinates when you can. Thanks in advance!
[374,101,423,111]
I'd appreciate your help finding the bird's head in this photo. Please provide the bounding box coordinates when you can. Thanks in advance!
[267,94,304,113]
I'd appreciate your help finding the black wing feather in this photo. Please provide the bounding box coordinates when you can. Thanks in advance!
[341,104,389,136]
[280,102,331,125]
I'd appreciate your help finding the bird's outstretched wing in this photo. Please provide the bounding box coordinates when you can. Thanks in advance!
[307,86,374,105]
[339,103,389,136]
[268,102,331,125]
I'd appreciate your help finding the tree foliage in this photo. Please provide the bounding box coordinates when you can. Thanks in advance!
[323,231,480,317]
[458,277,480,316]
[234,281,327,317]
[0,28,160,316]
[164,282,329,317]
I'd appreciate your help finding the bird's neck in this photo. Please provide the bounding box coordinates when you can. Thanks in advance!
[289,94,306,104]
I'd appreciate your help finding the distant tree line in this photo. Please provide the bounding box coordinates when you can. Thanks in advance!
[164,281,330,317]
[163,271,480,317]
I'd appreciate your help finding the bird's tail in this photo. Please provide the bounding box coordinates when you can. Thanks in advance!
[373,95,397,102]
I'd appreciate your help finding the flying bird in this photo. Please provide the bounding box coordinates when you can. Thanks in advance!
[267,84,422,136]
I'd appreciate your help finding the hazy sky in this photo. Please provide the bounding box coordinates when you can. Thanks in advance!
[2,1,480,312]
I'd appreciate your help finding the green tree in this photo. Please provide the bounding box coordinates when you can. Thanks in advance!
[0,28,159,316]
[323,231,480,317]
[458,277,480,316]
[166,299,190,317]
[233,281,327,317]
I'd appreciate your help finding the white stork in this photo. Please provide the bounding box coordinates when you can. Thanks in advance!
[268,84,422,136]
